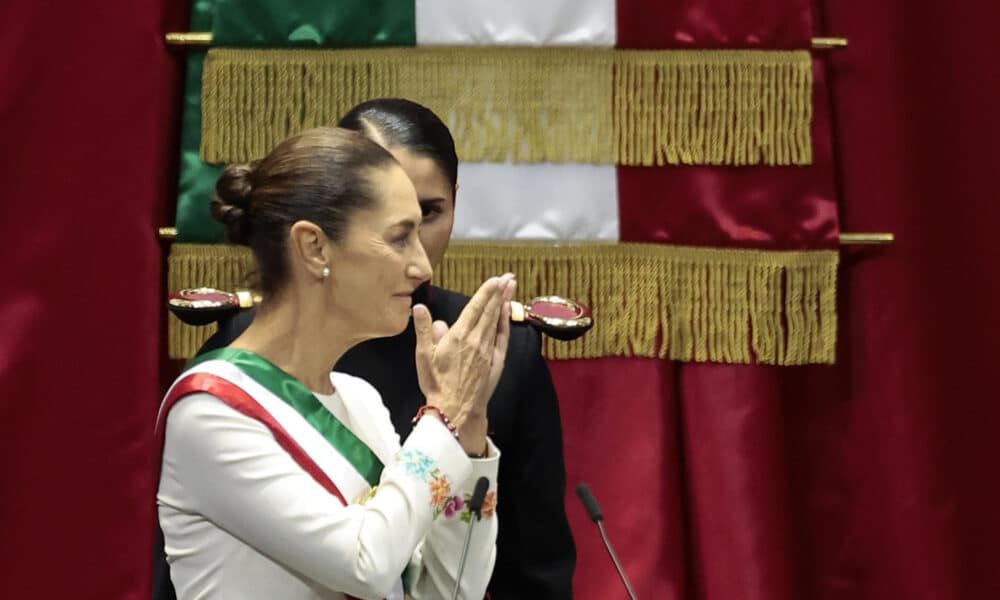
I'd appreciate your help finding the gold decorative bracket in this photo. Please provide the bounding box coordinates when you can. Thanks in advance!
[159,227,893,245]
[164,32,848,49]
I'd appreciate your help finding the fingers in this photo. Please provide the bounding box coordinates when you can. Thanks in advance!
[470,273,512,347]
[494,279,515,363]
[451,276,500,336]
[502,275,517,303]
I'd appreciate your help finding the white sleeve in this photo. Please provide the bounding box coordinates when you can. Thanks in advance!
[404,437,500,600]
[159,392,495,599]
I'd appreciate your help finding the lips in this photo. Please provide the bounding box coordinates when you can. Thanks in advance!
[394,284,422,298]
[394,282,428,304]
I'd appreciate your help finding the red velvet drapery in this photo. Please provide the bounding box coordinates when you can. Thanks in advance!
[2,1,999,599]
[0,1,187,598]
[558,1,1000,599]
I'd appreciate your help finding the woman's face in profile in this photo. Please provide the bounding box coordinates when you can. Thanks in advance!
[388,146,456,270]
[325,163,432,338]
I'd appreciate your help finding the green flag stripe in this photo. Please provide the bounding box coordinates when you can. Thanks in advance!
[212,0,416,47]
[176,50,224,243]
[176,0,223,243]
[174,0,417,242]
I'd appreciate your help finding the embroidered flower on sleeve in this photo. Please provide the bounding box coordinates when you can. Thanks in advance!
[397,448,436,480]
[429,475,452,508]
[448,489,498,522]
[393,448,454,519]
[481,491,497,519]
[443,495,464,518]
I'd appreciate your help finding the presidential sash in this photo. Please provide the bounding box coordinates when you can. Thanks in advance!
[156,348,416,600]
[156,347,384,505]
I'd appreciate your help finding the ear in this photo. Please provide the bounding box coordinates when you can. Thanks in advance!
[288,220,330,279]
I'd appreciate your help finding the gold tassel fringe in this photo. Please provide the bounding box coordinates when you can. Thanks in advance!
[166,243,258,360]
[167,242,837,364]
[615,50,812,166]
[201,47,812,167]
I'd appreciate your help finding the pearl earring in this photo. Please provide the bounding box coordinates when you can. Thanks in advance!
[321,266,330,278]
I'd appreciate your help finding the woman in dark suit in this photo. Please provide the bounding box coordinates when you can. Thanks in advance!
[155,99,575,599]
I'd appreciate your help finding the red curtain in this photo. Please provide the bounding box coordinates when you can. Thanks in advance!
[557,1,1000,599]
[616,60,840,250]
[2,1,1000,599]
[0,1,187,598]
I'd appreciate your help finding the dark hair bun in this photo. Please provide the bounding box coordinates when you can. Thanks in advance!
[211,162,256,245]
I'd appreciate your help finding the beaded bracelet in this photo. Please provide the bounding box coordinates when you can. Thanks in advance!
[412,405,460,440]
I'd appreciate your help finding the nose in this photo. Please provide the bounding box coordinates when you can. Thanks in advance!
[406,239,433,283]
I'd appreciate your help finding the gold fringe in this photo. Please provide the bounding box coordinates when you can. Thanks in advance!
[614,50,813,166]
[167,242,837,364]
[200,47,812,166]
[166,243,258,360]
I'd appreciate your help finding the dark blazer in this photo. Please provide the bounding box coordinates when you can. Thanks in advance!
[153,285,575,599]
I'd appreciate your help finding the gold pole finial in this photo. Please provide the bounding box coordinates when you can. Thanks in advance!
[838,232,894,245]
[811,37,848,49]
[165,32,212,46]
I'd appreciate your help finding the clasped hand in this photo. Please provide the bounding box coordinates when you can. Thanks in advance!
[413,274,516,455]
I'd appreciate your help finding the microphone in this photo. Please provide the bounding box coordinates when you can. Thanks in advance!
[452,476,490,600]
[468,476,490,518]
[575,483,638,600]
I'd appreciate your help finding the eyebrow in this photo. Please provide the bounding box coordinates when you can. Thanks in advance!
[418,197,447,205]
[390,218,419,232]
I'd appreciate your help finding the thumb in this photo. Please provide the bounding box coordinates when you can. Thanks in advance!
[412,304,438,395]
[432,319,449,343]
[413,304,435,357]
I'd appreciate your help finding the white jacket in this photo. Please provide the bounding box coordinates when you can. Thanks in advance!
[157,365,498,600]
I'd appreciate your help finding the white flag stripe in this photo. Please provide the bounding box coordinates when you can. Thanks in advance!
[413,1,619,240]
[452,162,619,241]
[415,0,616,46]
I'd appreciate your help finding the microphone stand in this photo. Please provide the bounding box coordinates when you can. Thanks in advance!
[576,482,638,600]
[451,477,490,600]
[596,519,638,600]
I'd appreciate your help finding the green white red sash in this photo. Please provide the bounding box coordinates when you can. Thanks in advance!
[156,348,385,506]
[156,348,414,599]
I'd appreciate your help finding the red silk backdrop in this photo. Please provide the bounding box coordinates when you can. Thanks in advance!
[555,1,1000,600]
[0,1,188,598]
[816,0,1000,596]
[2,2,1000,600]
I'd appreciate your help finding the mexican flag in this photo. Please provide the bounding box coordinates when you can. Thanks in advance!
[169,0,838,368]
[165,1,840,597]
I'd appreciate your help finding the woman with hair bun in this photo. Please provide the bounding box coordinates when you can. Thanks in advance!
[198,98,578,598]
[157,126,514,599]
